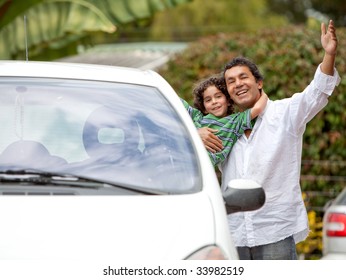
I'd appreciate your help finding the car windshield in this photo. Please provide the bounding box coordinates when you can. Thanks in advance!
[0,77,201,194]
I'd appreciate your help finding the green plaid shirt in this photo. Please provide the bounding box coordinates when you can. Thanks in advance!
[181,99,253,166]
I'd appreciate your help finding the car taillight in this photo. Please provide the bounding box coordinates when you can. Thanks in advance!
[326,212,346,237]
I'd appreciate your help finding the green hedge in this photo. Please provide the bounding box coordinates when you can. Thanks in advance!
[159,25,346,258]
[159,24,346,198]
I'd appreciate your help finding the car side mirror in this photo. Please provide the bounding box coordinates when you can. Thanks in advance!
[223,179,265,215]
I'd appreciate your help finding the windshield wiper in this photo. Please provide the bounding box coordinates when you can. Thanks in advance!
[0,169,104,188]
[0,169,162,195]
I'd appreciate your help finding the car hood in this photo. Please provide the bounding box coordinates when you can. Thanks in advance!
[0,193,216,260]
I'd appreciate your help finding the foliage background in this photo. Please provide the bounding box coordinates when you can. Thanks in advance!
[0,0,288,60]
[158,23,346,259]
[159,24,346,182]
[0,0,193,60]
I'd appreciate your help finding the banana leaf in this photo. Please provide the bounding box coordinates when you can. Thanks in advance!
[0,0,192,59]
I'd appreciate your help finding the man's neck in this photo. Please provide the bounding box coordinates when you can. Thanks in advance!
[245,129,252,138]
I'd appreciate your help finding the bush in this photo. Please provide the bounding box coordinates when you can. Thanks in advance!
[159,24,346,258]
[159,24,346,194]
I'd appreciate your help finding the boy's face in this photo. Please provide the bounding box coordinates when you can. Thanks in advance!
[203,85,230,118]
[224,65,263,111]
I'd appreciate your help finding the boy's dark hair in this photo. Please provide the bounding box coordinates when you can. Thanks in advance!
[223,57,264,83]
[193,74,234,115]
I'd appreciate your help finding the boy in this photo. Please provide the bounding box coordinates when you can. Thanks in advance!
[181,74,267,165]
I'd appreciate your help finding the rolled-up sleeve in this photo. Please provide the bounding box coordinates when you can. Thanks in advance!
[288,64,340,135]
[313,64,341,96]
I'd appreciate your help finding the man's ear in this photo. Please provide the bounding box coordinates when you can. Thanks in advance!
[257,80,263,90]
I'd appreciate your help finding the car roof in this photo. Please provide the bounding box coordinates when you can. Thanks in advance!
[0,60,163,86]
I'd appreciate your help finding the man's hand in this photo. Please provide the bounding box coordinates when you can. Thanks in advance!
[321,20,337,56]
[198,127,223,153]
[320,20,337,76]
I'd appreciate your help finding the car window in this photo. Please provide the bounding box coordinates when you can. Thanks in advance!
[0,78,201,194]
[334,189,346,205]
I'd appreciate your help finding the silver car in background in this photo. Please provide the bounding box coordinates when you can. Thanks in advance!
[322,187,346,259]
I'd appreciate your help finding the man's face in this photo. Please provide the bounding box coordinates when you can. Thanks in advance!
[224,65,263,111]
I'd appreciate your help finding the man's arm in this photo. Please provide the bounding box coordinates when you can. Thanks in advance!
[287,20,339,135]
[198,127,223,153]
[320,20,337,75]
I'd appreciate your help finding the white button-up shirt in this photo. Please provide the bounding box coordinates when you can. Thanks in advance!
[220,64,341,247]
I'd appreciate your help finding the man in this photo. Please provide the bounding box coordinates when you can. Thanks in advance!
[200,20,340,259]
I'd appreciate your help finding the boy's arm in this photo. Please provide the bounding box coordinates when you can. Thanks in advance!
[180,98,204,125]
[250,91,268,119]
[320,20,337,76]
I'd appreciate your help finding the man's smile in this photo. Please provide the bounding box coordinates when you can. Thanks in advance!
[235,89,248,96]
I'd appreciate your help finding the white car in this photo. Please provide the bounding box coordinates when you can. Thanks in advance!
[322,187,346,259]
[0,61,264,260]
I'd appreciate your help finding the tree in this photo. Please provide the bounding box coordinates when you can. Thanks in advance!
[148,0,287,41]
[311,0,346,26]
[266,0,346,26]
[0,0,192,59]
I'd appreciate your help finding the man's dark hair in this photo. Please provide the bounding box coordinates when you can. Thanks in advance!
[223,57,264,83]
[192,73,234,115]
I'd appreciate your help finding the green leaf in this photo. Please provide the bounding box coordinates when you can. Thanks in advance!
[0,0,192,59]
